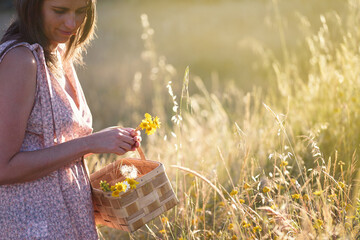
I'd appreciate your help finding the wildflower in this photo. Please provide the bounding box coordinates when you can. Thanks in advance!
[243,182,251,189]
[242,221,251,228]
[328,194,337,199]
[159,229,166,234]
[290,178,296,184]
[111,185,116,191]
[115,182,128,193]
[313,190,323,196]
[313,219,323,229]
[280,160,288,167]
[138,113,161,135]
[303,194,310,202]
[100,180,111,192]
[292,194,301,200]
[230,189,238,196]
[232,235,238,240]
[263,186,271,193]
[239,199,245,204]
[161,217,168,224]
[187,173,195,178]
[271,204,277,210]
[219,201,225,207]
[153,116,161,129]
[346,204,353,212]
[338,182,346,189]
[191,218,198,225]
[120,165,138,179]
[112,190,120,197]
[126,178,139,189]
[206,232,213,238]
[252,226,262,233]
[228,223,234,230]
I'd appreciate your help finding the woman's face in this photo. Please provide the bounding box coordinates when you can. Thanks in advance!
[42,0,89,50]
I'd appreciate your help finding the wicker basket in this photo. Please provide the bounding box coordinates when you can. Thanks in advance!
[90,148,178,232]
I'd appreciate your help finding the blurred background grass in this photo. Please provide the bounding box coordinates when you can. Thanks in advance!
[0,0,346,130]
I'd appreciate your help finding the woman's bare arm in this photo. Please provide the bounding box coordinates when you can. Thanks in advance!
[0,47,140,185]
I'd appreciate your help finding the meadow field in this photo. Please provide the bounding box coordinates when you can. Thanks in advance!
[1,0,360,239]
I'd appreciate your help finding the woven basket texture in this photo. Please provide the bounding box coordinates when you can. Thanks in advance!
[90,157,178,232]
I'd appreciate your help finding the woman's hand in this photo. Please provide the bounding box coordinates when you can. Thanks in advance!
[85,127,142,155]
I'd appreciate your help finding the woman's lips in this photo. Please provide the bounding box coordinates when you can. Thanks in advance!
[58,29,74,36]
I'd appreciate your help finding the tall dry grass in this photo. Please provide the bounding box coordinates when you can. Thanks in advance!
[87,0,360,239]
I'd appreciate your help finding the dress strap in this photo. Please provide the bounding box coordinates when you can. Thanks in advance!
[0,41,60,148]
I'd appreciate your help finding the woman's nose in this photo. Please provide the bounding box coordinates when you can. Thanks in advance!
[64,13,76,30]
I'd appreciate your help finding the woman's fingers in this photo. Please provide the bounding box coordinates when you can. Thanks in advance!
[89,126,143,155]
[117,131,135,145]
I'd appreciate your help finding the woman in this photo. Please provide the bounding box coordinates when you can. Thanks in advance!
[0,0,141,239]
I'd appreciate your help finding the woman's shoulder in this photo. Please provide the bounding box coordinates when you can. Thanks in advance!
[0,44,37,81]
[0,45,36,69]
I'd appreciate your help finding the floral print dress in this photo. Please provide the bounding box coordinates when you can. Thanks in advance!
[0,41,98,240]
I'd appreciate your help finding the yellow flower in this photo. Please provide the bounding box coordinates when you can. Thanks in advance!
[126,178,139,189]
[345,204,353,211]
[159,229,166,234]
[243,182,251,189]
[232,235,238,240]
[191,218,198,225]
[138,113,160,135]
[139,121,149,129]
[271,204,277,210]
[338,182,345,189]
[230,189,238,196]
[328,194,337,199]
[292,194,301,200]
[146,126,156,135]
[242,221,250,228]
[239,199,245,204]
[145,113,152,120]
[313,219,323,229]
[228,223,234,230]
[303,194,310,201]
[115,182,128,192]
[252,226,262,233]
[263,186,271,193]
[110,185,116,191]
[280,160,288,167]
[161,217,168,224]
[219,201,225,207]
[153,116,161,128]
[100,180,110,192]
[112,190,120,197]
[313,190,323,196]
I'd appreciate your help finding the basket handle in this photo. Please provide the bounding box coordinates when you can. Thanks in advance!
[137,147,146,161]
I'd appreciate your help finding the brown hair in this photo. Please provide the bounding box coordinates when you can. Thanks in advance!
[1,0,97,70]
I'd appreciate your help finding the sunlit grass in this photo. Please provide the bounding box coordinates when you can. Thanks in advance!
[85,1,360,239]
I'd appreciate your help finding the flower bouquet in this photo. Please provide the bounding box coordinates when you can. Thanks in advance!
[90,114,178,232]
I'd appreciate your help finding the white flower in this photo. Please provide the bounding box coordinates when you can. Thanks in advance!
[120,165,138,179]
[123,181,130,193]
